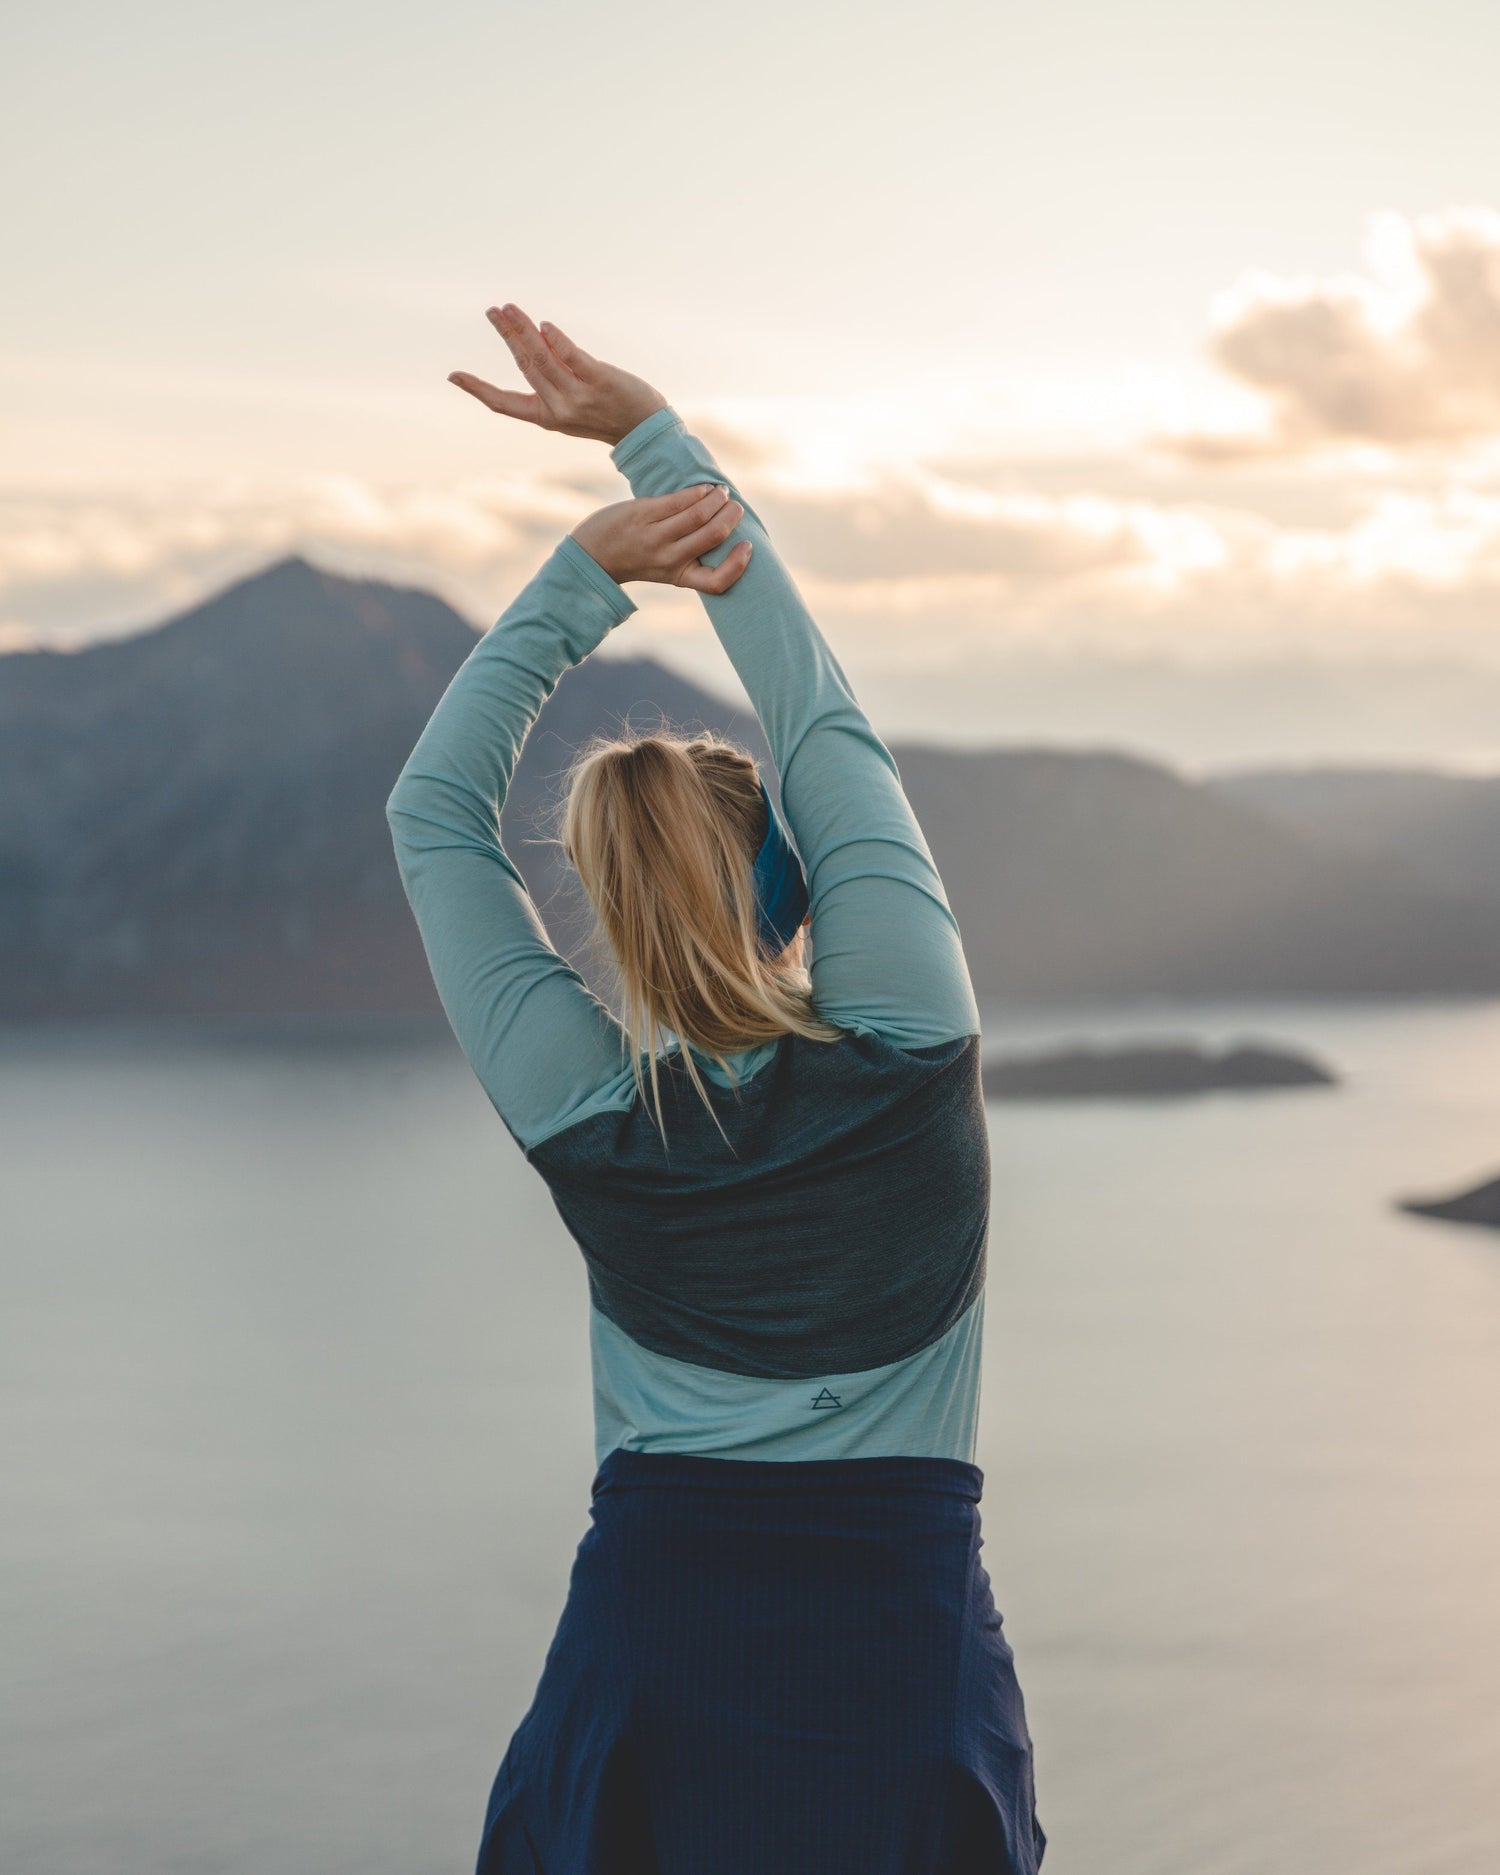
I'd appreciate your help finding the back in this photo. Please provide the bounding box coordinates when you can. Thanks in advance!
[531,1031,986,1380]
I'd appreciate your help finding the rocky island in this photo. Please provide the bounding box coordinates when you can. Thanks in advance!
[1397,1174,1500,1230]
[981,1039,1337,1101]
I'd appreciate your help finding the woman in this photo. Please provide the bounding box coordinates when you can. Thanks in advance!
[385,304,1047,1875]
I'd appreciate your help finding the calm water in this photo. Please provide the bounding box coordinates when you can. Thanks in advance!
[3,1001,1499,1875]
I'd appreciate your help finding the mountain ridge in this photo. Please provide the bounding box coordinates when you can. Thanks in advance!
[4,553,1499,1019]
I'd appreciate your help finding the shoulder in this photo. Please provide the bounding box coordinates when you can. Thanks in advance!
[805,1023,980,1089]
[525,1025,982,1175]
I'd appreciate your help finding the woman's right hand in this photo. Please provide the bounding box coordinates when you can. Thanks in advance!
[450,303,667,446]
[571,486,752,593]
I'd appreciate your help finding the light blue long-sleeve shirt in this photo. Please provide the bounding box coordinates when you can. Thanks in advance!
[386,404,988,1464]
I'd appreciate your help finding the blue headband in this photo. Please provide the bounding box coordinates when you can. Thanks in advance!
[750,776,810,957]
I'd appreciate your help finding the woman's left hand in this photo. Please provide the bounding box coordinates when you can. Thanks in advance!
[572,486,752,592]
[449,303,666,445]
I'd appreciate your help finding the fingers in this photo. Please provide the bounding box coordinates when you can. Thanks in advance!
[647,484,715,527]
[538,319,597,378]
[447,371,546,424]
[653,483,733,542]
[679,540,753,594]
[486,303,571,394]
[674,495,745,562]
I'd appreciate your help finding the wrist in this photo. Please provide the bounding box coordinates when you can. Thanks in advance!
[568,525,629,588]
[609,401,685,479]
[556,532,637,618]
[606,395,669,448]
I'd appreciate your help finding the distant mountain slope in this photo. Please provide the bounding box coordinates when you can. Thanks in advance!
[0,557,765,1019]
[895,743,1500,998]
[1210,765,1500,907]
[3,555,1499,1020]
[1398,1171,1500,1230]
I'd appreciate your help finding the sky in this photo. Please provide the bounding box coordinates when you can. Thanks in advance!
[5,0,1500,765]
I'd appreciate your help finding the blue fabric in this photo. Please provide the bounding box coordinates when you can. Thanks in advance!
[533,1025,989,1462]
[530,1030,986,1378]
[751,773,810,955]
[384,405,993,1465]
[586,1289,986,1468]
[476,1449,1047,1875]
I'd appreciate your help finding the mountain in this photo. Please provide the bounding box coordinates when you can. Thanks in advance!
[851,652,1500,770]
[3,555,1500,1020]
[893,742,1500,998]
[980,1041,1336,1101]
[1398,1172,1500,1230]
[1210,765,1500,907]
[0,557,766,1019]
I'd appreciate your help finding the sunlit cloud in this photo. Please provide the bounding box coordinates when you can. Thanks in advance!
[11,204,1500,671]
[8,458,1500,668]
[745,478,1151,583]
[1159,206,1500,462]
[0,475,588,644]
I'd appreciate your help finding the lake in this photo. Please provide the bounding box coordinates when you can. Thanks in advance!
[3,1000,1499,1874]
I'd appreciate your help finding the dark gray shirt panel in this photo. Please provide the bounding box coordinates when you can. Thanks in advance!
[526,1030,989,1381]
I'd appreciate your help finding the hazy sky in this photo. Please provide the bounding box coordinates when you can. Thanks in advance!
[5,0,1500,759]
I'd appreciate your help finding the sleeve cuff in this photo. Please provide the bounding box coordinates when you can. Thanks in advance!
[610,403,683,475]
[554,532,639,623]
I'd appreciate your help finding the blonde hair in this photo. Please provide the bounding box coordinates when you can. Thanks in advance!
[558,729,843,1141]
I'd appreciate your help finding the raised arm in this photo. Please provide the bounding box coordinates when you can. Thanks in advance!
[444,302,980,1051]
[385,480,752,1149]
[610,406,981,1051]
[384,535,639,1151]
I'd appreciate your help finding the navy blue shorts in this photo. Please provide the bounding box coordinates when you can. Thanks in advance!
[476,1448,1047,1874]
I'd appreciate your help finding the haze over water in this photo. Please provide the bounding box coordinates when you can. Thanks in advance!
[4,999,1498,1874]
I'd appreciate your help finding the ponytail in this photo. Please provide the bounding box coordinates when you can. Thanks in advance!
[558,730,842,1141]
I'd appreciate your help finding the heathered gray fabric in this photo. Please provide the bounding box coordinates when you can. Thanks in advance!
[526,1029,988,1381]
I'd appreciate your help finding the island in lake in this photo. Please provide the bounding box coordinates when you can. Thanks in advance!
[981,1040,1338,1101]
[1397,1173,1500,1231]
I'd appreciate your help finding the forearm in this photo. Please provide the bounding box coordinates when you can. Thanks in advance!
[386,533,635,851]
[384,534,639,1150]
[611,406,855,794]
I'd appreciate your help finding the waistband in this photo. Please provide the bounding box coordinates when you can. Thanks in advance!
[591,1445,984,1503]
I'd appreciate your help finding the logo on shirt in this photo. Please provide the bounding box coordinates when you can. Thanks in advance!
[810,1387,843,1410]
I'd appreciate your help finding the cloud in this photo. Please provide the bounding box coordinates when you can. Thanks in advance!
[1159,206,1500,462]
[0,475,593,645]
[7,463,1500,668]
[753,480,1158,584]
[0,467,1223,652]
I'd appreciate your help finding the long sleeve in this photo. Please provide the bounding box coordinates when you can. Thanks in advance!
[385,533,640,1151]
[611,405,980,1050]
